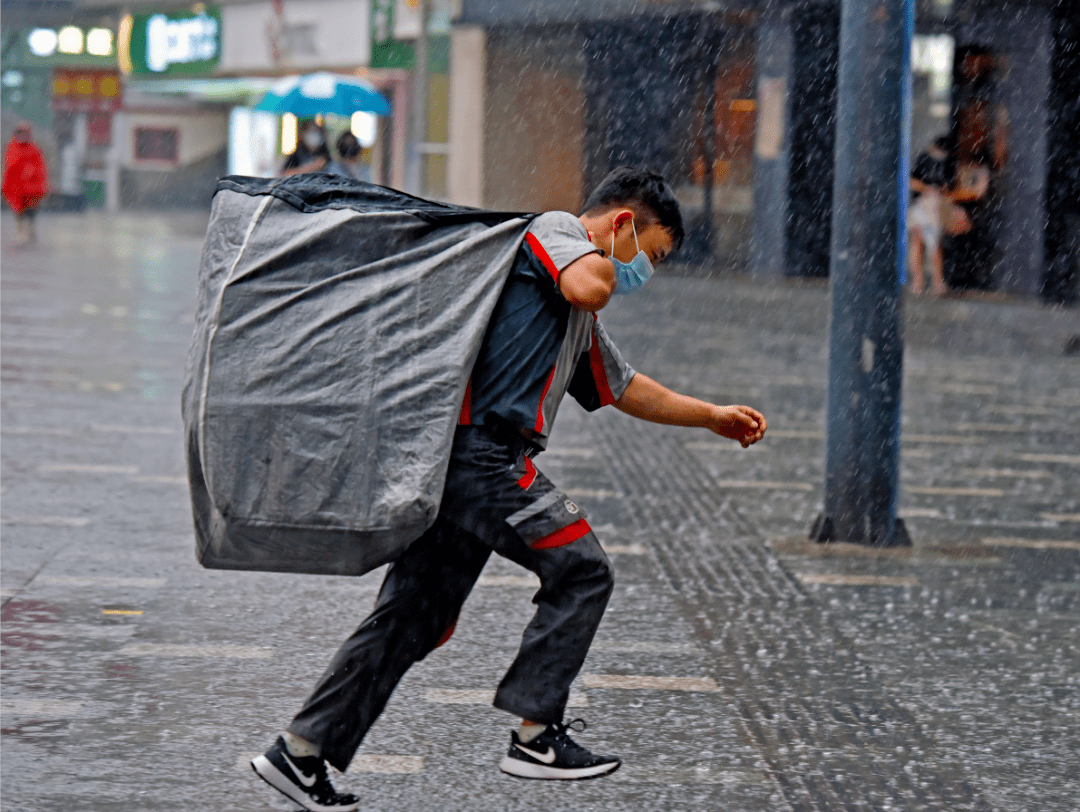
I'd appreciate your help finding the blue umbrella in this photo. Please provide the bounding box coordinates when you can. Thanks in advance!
[254,72,391,117]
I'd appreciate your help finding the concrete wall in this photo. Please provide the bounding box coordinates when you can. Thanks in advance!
[480,25,587,213]
[751,1,840,279]
[448,26,485,208]
[751,3,793,278]
[991,9,1051,295]
[117,109,228,208]
[219,0,371,72]
[121,111,228,168]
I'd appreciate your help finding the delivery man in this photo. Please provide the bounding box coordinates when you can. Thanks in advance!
[251,166,767,810]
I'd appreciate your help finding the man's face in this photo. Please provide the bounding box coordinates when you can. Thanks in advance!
[610,214,674,266]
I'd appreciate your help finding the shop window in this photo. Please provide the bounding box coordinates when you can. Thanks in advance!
[134,127,178,162]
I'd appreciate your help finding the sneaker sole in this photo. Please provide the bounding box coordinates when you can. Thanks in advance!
[250,755,359,812]
[498,755,621,780]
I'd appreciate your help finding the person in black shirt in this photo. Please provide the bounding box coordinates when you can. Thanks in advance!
[282,121,331,176]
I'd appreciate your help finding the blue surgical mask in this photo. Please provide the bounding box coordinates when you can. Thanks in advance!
[611,219,654,295]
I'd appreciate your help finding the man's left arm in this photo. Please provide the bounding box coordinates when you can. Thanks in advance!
[614,372,767,448]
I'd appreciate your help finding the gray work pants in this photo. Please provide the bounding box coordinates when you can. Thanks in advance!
[287,425,614,772]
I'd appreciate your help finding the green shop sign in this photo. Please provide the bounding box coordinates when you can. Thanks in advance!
[120,7,220,76]
[370,0,412,70]
[370,0,448,72]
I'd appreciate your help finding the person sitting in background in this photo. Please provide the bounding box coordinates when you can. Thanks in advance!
[3,123,49,247]
[282,121,331,176]
[326,131,372,182]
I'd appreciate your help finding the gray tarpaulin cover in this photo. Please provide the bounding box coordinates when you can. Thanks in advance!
[183,175,532,576]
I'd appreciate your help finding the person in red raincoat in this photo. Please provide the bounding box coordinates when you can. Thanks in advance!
[3,123,49,246]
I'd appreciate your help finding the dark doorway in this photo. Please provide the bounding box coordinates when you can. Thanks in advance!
[1044,1,1080,305]
[944,44,1005,290]
[785,3,839,278]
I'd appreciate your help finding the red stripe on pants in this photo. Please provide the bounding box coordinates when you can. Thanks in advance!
[530,518,591,550]
[517,457,537,489]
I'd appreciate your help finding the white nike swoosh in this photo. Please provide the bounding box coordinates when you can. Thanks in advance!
[515,743,557,764]
[282,750,318,787]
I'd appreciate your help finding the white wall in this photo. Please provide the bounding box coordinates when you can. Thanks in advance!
[448,26,485,208]
[220,0,371,73]
[121,111,228,168]
[229,107,280,177]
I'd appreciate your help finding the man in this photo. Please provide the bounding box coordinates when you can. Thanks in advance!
[251,166,767,810]
[2,123,48,247]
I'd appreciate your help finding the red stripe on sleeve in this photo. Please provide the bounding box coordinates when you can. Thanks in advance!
[458,377,472,425]
[516,457,537,490]
[533,365,557,433]
[525,232,560,281]
[530,518,591,550]
[588,326,616,407]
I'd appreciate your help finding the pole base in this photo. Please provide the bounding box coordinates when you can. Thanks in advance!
[810,514,912,547]
[809,514,834,543]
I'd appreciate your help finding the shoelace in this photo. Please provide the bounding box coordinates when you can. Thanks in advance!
[549,718,590,753]
[561,718,588,734]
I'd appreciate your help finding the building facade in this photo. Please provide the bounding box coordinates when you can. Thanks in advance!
[446,0,1078,301]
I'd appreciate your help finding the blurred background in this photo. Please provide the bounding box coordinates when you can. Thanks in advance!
[2,0,1078,302]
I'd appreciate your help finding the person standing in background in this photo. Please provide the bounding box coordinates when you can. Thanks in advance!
[282,121,331,176]
[326,131,372,182]
[3,123,48,247]
[907,136,950,295]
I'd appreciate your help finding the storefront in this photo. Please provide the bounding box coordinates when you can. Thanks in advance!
[448,0,1075,298]
[753,0,1073,298]
[1,22,124,208]
[449,4,761,268]
[115,0,406,200]
[214,0,407,188]
[117,6,230,208]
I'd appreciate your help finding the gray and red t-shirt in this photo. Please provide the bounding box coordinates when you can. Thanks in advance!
[460,211,636,449]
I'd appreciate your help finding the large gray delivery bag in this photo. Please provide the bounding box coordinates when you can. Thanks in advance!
[183,175,532,576]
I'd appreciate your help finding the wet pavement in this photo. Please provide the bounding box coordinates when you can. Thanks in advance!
[2,210,1078,811]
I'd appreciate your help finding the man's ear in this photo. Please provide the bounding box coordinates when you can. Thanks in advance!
[612,209,635,233]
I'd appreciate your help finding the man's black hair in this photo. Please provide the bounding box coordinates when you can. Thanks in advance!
[581,166,684,251]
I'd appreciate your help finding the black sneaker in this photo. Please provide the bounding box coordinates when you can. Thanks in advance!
[499,719,621,780]
[251,736,360,811]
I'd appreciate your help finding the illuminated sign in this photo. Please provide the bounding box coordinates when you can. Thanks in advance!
[26,27,113,58]
[146,13,218,71]
[120,7,220,76]
[51,68,122,112]
[86,29,114,57]
[28,28,59,57]
[57,26,84,54]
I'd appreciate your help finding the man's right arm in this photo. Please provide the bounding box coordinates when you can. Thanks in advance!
[615,372,767,448]
[557,253,616,312]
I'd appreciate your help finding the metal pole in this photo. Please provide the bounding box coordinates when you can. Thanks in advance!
[406,0,430,196]
[810,0,913,547]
